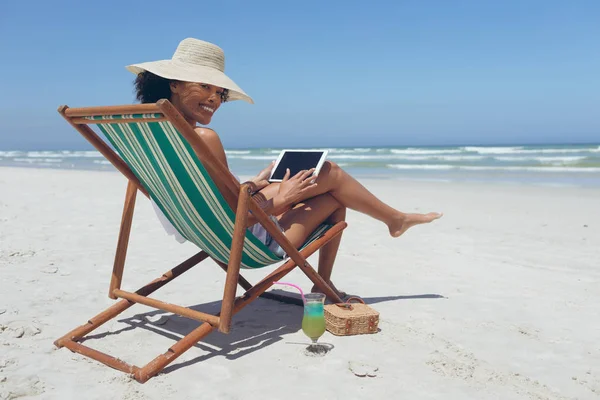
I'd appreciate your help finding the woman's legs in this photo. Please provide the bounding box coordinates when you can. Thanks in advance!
[276,193,347,297]
[312,206,346,296]
[259,161,442,237]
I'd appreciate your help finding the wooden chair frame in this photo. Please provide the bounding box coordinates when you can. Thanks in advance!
[53,100,346,383]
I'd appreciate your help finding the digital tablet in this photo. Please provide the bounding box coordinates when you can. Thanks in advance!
[269,149,329,183]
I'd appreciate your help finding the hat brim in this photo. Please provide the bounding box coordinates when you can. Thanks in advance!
[126,60,254,104]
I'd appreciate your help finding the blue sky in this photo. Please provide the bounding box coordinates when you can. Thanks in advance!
[0,0,598,150]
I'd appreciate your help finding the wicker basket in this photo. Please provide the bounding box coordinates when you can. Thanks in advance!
[324,297,379,336]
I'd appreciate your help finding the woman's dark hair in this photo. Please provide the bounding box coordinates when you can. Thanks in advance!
[134,71,230,103]
[134,71,174,104]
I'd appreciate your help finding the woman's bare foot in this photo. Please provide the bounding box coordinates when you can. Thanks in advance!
[388,212,443,238]
[311,281,347,300]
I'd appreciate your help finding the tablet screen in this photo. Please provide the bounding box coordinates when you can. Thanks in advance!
[270,151,327,181]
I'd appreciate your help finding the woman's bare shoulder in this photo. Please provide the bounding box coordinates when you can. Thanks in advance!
[194,127,220,139]
[193,127,225,146]
[193,127,228,165]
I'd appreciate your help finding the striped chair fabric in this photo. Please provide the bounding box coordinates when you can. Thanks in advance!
[90,114,330,269]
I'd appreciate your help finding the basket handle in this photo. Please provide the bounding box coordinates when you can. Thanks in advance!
[334,296,365,311]
[346,296,365,304]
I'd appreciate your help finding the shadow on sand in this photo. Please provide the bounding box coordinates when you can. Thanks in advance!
[80,291,444,376]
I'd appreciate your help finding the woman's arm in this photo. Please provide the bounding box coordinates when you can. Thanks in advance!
[192,127,281,225]
[194,127,272,191]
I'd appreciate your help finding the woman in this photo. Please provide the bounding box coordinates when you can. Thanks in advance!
[127,38,442,297]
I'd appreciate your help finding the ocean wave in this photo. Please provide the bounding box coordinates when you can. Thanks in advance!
[329,154,396,160]
[390,148,463,155]
[13,158,64,163]
[239,155,277,160]
[24,151,102,158]
[225,150,251,155]
[328,148,372,153]
[0,151,24,157]
[26,151,65,158]
[464,146,599,155]
[387,164,455,170]
[462,146,523,154]
[328,154,486,161]
[494,156,588,163]
[387,164,600,172]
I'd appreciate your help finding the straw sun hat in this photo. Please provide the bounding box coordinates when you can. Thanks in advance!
[126,38,253,104]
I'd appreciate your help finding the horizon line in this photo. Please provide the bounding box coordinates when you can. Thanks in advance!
[1,141,599,152]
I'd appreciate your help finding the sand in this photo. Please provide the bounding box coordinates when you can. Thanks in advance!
[0,166,598,399]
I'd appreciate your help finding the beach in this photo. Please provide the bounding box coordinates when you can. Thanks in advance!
[1,166,598,399]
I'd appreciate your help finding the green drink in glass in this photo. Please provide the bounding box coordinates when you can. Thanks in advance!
[302,293,326,345]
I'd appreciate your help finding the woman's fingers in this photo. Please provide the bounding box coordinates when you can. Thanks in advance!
[292,168,315,181]
[301,182,318,193]
[282,168,291,182]
[300,169,316,186]
[292,169,307,180]
[301,168,315,180]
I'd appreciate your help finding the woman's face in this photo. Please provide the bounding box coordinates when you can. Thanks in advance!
[170,81,225,125]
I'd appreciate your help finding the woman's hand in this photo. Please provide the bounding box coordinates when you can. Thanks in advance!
[276,168,318,206]
[250,161,275,191]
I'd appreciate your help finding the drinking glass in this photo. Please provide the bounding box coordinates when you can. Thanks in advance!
[301,293,326,346]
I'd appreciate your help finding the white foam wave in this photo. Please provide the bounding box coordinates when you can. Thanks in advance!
[465,146,599,155]
[24,150,102,158]
[93,160,112,165]
[387,164,454,170]
[225,150,251,155]
[13,158,63,163]
[0,151,24,157]
[26,151,64,158]
[328,148,372,153]
[75,151,102,158]
[495,156,587,164]
[390,148,463,155]
[329,154,486,161]
[387,164,600,172]
[435,155,486,161]
[239,155,277,160]
[462,146,523,154]
[329,155,395,160]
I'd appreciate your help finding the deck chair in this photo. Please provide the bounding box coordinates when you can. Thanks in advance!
[54,100,347,383]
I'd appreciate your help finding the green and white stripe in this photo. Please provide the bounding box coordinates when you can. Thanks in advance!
[96,117,331,269]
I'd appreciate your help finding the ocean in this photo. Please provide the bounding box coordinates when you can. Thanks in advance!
[1,144,600,187]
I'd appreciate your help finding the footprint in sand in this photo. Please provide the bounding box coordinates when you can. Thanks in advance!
[573,370,600,395]
[0,375,45,400]
[348,361,378,377]
[40,266,58,274]
[8,250,36,258]
[1,322,41,339]
[0,358,17,372]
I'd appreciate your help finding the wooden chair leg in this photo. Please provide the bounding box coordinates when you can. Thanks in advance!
[55,224,347,383]
[109,180,138,299]
[55,251,208,346]
[136,223,348,382]
[135,256,299,383]
[219,184,251,333]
